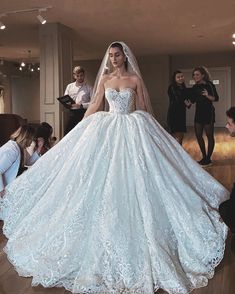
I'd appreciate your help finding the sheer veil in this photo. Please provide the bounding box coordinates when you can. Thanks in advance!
[91,41,154,115]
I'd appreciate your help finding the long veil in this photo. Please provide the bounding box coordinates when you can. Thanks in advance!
[91,41,154,115]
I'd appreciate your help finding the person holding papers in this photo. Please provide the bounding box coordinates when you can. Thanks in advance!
[64,66,93,134]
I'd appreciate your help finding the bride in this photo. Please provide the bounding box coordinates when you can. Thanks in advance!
[0,41,229,294]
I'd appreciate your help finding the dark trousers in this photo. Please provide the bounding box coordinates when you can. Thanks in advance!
[64,109,86,135]
[219,183,235,232]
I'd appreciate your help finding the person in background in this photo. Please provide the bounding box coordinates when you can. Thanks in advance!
[219,107,235,234]
[167,70,191,145]
[64,66,93,134]
[0,125,35,197]
[26,122,56,165]
[192,66,219,166]
[0,41,228,294]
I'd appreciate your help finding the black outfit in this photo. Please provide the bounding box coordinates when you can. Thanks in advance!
[191,81,219,164]
[65,108,86,135]
[192,81,219,125]
[167,84,187,133]
[219,183,235,233]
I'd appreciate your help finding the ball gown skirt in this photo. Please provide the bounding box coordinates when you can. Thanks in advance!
[0,89,228,294]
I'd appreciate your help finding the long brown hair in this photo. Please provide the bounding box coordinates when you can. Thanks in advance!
[10,125,35,168]
[192,66,211,82]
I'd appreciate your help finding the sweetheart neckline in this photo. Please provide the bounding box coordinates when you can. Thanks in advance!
[105,87,135,93]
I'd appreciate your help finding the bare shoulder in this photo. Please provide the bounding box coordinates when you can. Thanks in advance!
[128,74,141,87]
[129,74,141,82]
[100,74,110,82]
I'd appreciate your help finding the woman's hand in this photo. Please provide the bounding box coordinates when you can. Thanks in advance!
[36,137,45,155]
[184,99,191,108]
[202,89,215,101]
[201,89,208,97]
[71,103,82,109]
[0,189,5,198]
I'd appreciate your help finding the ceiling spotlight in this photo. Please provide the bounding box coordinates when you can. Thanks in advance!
[37,14,46,24]
[21,61,26,67]
[0,21,6,30]
[233,33,235,39]
[232,41,235,46]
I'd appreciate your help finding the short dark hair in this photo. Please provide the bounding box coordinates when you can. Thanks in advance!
[36,122,53,146]
[226,107,235,122]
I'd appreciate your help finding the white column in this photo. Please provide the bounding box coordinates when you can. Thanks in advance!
[39,23,73,139]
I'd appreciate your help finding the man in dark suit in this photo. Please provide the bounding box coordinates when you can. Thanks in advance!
[219,107,235,234]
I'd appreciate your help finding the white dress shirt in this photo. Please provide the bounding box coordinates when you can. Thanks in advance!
[64,82,93,109]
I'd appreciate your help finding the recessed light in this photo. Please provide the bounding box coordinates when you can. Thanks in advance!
[233,33,235,38]
[0,21,6,30]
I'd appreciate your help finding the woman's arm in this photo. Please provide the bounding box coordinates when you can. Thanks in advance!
[0,145,19,193]
[84,77,106,118]
[135,76,147,111]
[168,85,176,103]
[202,82,219,102]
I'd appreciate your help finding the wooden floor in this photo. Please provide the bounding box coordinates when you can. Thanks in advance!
[1,128,235,294]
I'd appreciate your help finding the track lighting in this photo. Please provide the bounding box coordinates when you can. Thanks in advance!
[37,14,46,25]
[0,6,51,28]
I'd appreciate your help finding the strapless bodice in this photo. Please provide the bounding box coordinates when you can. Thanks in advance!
[105,88,135,114]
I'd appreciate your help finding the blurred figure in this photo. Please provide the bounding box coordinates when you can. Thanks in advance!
[64,66,93,134]
[26,122,56,165]
[0,125,35,196]
[192,66,219,166]
[167,70,191,145]
[219,107,235,234]
[225,107,235,136]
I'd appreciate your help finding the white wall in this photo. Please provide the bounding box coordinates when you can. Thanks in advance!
[170,52,235,105]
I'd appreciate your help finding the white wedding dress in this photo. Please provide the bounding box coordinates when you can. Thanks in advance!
[0,88,229,294]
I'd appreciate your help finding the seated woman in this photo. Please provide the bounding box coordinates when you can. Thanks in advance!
[26,122,56,165]
[37,122,56,154]
[0,125,35,197]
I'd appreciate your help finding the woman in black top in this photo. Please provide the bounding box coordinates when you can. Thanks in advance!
[192,66,219,165]
[167,70,191,145]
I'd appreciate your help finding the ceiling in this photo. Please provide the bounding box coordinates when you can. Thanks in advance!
[0,0,235,62]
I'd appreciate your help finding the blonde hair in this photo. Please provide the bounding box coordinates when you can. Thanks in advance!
[10,125,35,148]
[73,66,85,74]
[10,125,36,169]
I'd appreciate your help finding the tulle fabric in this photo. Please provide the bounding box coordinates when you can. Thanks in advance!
[0,89,228,294]
[90,41,154,115]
